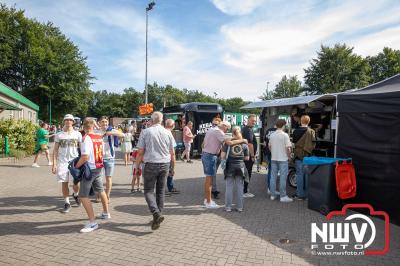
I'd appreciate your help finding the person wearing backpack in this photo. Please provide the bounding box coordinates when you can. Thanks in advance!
[75,118,110,233]
[221,127,249,212]
[292,115,316,200]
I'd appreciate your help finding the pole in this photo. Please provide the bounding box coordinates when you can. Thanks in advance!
[145,9,149,104]
[4,136,9,157]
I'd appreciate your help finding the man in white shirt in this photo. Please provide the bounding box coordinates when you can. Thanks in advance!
[268,119,293,203]
[52,114,82,213]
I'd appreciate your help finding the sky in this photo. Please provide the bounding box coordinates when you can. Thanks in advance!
[4,0,400,100]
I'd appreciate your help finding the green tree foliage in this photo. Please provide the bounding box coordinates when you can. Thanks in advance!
[274,75,302,98]
[259,89,274,100]
[260,75,302,100]
[89,90,127,118]
[218,97,249,112]
[0,4,92,121]
[87,83,250,118]
[367,47,400,83]
[304,44,370,94]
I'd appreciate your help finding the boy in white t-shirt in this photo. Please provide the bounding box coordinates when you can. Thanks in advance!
[52,114,82,213]
[75,118,110,233]
[268,119,293,203]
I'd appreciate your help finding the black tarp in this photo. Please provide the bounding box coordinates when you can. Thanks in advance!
[337,74,400,225]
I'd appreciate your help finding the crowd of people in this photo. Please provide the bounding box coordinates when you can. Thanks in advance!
[31,112,315,233]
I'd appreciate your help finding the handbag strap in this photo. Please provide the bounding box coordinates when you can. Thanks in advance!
[226,145,231,160]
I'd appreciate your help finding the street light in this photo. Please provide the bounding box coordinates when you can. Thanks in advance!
[145,1,155,104]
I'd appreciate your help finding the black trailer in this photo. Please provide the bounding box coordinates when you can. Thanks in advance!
[162,102,223,156]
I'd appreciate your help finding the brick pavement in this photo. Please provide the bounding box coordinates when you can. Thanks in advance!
[0,154,399,266]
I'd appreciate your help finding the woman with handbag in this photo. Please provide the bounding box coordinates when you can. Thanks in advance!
[220,126,250,212]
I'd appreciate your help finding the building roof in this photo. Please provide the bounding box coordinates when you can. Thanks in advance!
[0,82,39,111]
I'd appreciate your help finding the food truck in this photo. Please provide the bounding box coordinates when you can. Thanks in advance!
[162,102,224,156]
[241,94,338,186]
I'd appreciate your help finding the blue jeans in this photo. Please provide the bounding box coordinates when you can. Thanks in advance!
[265,154,272,190]
[295,159,308,198]
[270,160,288,197]
[103,158,115,177]
[167,176,174,192]
[201,153,217,177]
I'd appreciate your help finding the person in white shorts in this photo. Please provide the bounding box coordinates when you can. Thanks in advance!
[52,114,82,213]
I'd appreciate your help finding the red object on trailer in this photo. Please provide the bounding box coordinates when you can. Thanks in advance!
[335,160,357,199]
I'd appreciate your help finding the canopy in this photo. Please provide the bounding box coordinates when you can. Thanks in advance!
[241,94,337,109]
[0,99,21,111]
[336,74,400,225]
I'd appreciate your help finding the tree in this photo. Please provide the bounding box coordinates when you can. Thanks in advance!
[89,90,127,118]
[259,88,275,100]
[367,47,400,83]
[304,44,370,94]
[259,75,302,100]
[218,97,249,112]
[0,4,92,121]
[273,75,302,99]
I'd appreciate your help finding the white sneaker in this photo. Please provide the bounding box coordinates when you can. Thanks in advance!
[267,189,271,195]
[225,207,232,212]
[243,192,255,198]
[32,163,40,168]
[99,212,111,219]
[270,195,276,200]
[205,201,219,209]
[203,199,207,205]
[80,222,98,233]
[48,162,53,166]
[280,196,293,203]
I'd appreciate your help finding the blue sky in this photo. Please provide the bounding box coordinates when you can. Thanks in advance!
[5,0,400,100]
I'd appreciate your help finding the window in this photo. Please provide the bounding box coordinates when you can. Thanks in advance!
[28,111,32,121]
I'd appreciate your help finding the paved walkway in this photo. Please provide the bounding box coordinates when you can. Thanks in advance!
[0,154,399,265]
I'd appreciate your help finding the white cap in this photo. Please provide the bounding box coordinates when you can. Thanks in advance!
[63,114,74,121]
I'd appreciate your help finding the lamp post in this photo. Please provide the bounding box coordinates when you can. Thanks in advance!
[145,1,155,104]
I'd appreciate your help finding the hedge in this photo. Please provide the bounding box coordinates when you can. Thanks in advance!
[0,119,38,156]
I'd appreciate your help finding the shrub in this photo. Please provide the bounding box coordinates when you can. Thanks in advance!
[0,119,38,156]
[9,149,26,160]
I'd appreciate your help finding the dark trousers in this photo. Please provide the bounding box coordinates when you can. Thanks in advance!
[143,162,170,214]
[244,160,254,193]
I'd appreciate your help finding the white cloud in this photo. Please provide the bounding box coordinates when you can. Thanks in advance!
[5,0,400,101]
[210,0,267,16]
[213,0,400,99]
[351,27,400,57]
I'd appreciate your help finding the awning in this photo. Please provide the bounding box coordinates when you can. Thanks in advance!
[0,99,22,110]
[240,94,337,109]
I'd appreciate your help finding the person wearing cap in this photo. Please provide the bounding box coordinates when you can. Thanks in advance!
[201,121,247,208]
[52,114,82,213]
